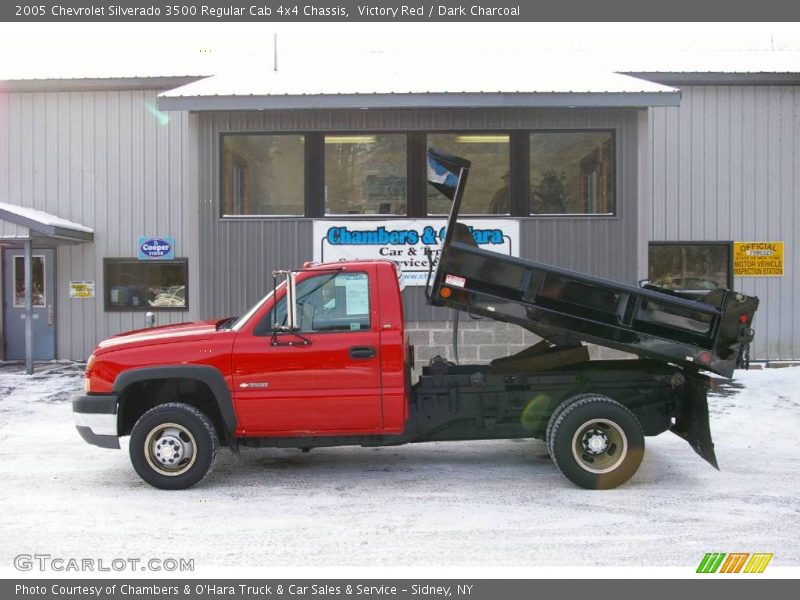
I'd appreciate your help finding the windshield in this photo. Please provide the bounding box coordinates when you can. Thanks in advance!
[229,281,285,332]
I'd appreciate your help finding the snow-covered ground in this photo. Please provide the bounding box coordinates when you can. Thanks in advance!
[0,362,798,570]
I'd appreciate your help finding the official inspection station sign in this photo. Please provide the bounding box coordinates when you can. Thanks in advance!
[313,219,519,286]
[69,281,95,299]
[733,242,784,276]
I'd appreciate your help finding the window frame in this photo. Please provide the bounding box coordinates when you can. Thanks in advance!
[528,128,617,217]
[424,130,514,217]
[322,132,411,218]
[217,128,619,220]
[103,258,190,312]
[219,132,308,219]
[255,270,372,336]
[647,241,734,292]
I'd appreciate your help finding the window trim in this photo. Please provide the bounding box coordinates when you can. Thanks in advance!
[254,270,372,336]
[528,128,617,217]
[219,132,308,218]
[647,241,734,291]
[322,132,410,218]
[217,127,620,220]
[103,258,190,312]
[424,130,513,217]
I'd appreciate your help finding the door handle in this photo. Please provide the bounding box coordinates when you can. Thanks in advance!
[349,345,376,360]
[47,304,54,327]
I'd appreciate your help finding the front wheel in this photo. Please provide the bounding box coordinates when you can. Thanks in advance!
[549,395,644,490]
[129,403,218,490]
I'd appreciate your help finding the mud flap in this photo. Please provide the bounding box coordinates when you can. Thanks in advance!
[671,372,719,469]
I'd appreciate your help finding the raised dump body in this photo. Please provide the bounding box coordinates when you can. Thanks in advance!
[426,149,759,378]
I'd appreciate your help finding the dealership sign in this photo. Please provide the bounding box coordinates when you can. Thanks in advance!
[313,220,520,286]
[137,237,175,260]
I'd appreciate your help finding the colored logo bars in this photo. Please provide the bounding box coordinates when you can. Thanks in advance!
[697,552,773,573]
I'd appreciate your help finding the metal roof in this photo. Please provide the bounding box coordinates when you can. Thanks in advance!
[0,203,94,244]
[157,69,680,111]
[616,49,800,74]
[0,76,208,93]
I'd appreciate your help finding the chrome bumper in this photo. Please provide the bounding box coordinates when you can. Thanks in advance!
[73,394,120,449]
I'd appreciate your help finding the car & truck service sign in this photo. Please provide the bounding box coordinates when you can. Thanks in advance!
[313,219,519,286]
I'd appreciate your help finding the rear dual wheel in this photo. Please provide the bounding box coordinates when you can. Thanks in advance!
[546,395,644,490]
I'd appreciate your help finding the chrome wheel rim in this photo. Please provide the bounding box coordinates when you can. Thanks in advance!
[571,418,628,474]
[144,422,197,476]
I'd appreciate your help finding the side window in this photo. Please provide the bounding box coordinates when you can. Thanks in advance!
[258,272,371,335]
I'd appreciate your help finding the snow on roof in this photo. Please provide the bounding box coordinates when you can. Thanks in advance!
[161,67,675,97]
[0,203,94,242]
[157,67,680,111]
[616,49,800,74]
[1,31,798,100]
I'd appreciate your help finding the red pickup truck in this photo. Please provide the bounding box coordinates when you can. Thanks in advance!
[74,149,758,491]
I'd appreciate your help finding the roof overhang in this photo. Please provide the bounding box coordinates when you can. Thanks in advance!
[157,70,681,112]
[158,90,681,112]
[0,76,207,94]
[622,72,800,87]
[0,203,93,245]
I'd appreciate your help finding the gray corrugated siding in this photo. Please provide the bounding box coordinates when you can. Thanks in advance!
[198,108,641,322]
[0,90,199,360]
[646,86,800,360]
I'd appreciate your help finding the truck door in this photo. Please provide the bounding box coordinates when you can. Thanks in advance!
[232,267,383,435]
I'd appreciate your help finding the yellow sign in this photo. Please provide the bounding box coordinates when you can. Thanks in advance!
[69,281,95,299]
[734,242,784,276]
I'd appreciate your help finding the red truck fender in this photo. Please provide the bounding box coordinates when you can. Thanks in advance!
[113,365,238,444]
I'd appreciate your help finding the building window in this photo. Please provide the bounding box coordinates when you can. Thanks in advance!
[530,131,615,215]
[104,259,189,311]
[221,134,305,216]
[324,134,407,215]
[426,133,510,215]
[648,242,732,292]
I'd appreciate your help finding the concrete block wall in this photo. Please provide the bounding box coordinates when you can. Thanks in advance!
[406,319,635,374]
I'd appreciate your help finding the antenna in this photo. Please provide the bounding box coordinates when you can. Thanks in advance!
[273,33,278,72]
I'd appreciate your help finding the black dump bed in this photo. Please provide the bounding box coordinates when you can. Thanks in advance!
[425,149,759,378]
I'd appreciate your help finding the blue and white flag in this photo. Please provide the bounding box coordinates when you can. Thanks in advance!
[426,148,471,201]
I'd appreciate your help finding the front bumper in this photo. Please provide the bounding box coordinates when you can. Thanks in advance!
[73,394,120,449]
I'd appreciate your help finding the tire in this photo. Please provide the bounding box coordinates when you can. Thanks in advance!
[545,393,599,449]
[129,402,218,490]
[549,395,644,490]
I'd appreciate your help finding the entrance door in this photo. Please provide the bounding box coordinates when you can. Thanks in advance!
[3,248,55,360]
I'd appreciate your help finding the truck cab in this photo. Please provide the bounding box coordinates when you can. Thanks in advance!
[75,260,410,450]
[228,261,409,437]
